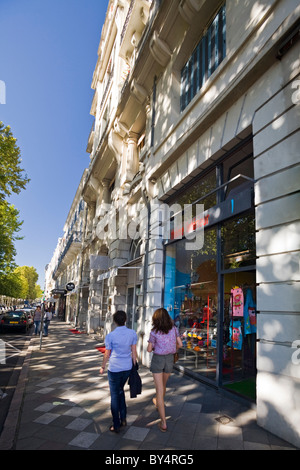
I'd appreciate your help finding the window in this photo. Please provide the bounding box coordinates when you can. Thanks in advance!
[164,228,218,381]
[180,4,226,111]
[129,237,141,261]
[222,213,256,270]
[170,168,216,213]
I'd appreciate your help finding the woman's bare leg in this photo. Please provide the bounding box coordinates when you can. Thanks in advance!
[153,372,171,430]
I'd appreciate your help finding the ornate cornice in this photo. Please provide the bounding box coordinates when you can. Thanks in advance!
[149,30,172,67]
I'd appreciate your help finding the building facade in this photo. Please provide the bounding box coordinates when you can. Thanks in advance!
[45,0,300,447]
[45,171,88,323]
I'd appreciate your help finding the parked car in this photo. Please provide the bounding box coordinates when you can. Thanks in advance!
[19,308,34,326]
[0,310,30,334]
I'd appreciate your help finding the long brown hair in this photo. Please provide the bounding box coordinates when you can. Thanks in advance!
[152,308,173,334]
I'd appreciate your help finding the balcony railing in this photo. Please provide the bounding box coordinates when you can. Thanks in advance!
[99,66,114,111]
[120,0,135,45]
[52,231,82,279]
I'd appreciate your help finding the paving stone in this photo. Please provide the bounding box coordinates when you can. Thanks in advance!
[34,403,57,412]
[66,417,93,431]
[15,436,46,450]
[63,407,85,417]
[34,413,60,424]
[68,431,99,448]
[35,387,55,394]
[122,425,150,442]
[33,424,78,444]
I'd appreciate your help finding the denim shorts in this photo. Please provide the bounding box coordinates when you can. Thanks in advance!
[150,353,174,373]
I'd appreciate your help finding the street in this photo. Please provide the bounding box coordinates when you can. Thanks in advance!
[0,328,33,434]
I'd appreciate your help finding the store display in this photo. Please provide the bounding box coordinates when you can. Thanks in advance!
[222,281,257,382]
[243,288,256,335]
[227,320,243,350]
[231,287,244,316]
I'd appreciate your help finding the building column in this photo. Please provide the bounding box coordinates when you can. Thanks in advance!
[102,179,111,204]
[253,77,300,448]
[124,132,139,192]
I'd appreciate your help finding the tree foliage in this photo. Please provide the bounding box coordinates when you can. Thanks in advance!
[0,266,41,300]
[0,121,30,280]
[0,270,24,298]
[0,122,30,201]
[0,200,22,274]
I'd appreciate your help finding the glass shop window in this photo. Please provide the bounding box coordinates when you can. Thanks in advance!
[221,212,256,270]
[164,228,218,381]
[170,168,217,215]
[222,145,254,200]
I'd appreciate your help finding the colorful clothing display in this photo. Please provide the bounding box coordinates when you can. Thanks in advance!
[228,320,243,350]
[231,287,244,316]
[243,288,257,335]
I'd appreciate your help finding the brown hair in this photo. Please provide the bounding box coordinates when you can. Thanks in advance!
[151,308,173,334]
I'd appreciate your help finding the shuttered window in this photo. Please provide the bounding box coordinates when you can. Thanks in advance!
[180,5,226,112]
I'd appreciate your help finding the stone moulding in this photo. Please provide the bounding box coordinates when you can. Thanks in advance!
[149,31,172,67]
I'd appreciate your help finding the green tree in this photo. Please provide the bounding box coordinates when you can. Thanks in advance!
[35,284,43,299]
[0,266,41,300]
[0,270,23,298]
[0,122,30,201]
[14,266,39,300]
[0,122,30,277]
[0,200,22,275]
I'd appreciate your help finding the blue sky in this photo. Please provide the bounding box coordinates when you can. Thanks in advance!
[0,0,108,289]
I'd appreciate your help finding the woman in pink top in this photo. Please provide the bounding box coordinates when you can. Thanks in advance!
[147,308,182,432]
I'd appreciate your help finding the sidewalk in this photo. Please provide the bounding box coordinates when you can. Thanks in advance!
[0,320,297,451]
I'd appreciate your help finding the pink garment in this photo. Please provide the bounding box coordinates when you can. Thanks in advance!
[231,287,244,317]
[149,326,179,355]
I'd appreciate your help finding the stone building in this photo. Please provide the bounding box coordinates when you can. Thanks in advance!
[46,0,300,447]
[45,171,88,323]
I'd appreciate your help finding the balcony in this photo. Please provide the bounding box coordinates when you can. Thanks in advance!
[119,0,152,61]
[52,232,82,280]
[86,122,95,154]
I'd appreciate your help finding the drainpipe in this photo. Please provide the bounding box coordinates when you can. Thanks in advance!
[150,76,157,148]
[140,74,157,362]
[141,187,151,364]
[75,201,88,327]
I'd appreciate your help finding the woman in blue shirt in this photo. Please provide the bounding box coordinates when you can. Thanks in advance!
[100,310,137,433]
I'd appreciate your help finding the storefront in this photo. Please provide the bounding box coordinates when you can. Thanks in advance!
[51,288,67,321]
[163,137,257,400]
[65,283,78,324]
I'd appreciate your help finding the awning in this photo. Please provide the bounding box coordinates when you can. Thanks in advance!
[97,256,142,282]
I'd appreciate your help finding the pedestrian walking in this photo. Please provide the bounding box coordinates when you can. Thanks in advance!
[147,307,182,432]
[43,308,52,336]
[33,306,42,335]
[99,310,137,433]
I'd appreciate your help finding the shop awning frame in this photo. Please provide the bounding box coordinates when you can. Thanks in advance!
[97,256,142,282]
